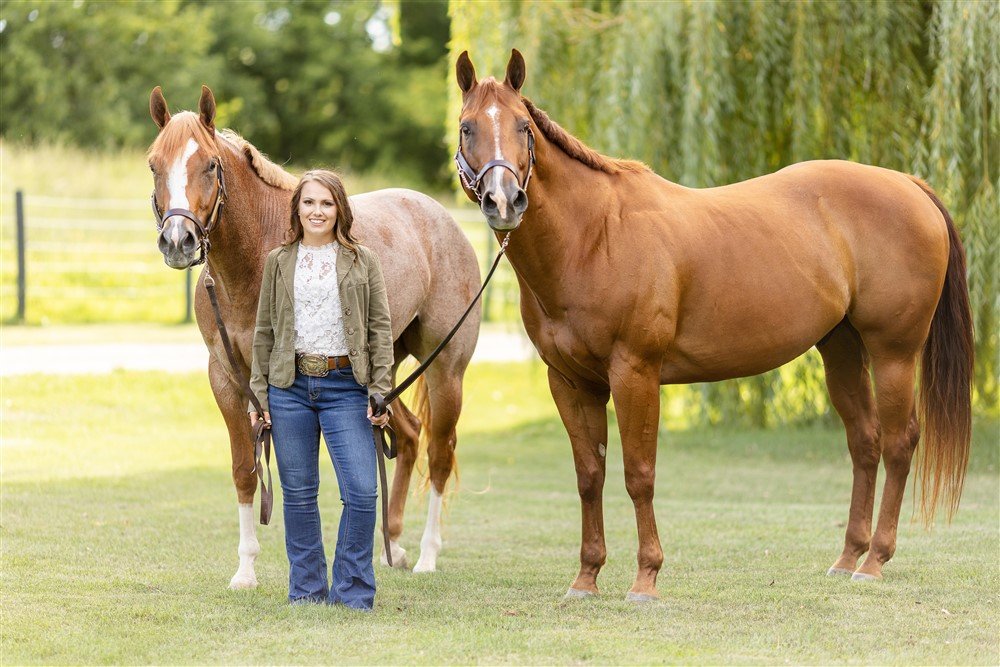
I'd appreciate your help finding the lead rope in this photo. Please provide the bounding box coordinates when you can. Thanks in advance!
[204,268,274,525]
[370,232,511,566]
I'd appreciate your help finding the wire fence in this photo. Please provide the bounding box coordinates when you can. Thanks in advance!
[1,191,520,325]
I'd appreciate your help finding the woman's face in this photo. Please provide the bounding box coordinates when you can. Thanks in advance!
[298,180,337,245]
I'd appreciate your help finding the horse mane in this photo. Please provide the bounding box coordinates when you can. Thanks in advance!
[521,97,648,175]
[219,129,298,190]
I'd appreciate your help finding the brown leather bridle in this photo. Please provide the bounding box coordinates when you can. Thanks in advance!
[150,156,227,267]
[454,126,535,202]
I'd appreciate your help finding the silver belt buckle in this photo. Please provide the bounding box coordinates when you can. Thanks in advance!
[297,353,329,377]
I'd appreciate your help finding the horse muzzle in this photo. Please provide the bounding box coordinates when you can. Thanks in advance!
[481,184,528,232]
[157,217,200,269]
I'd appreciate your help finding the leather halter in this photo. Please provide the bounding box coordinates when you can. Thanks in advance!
[150,157,227,267]
[454,127,535,201]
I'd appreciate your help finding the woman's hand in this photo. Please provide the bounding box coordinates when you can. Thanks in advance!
[367,404,390,427]
[250,411,271,429]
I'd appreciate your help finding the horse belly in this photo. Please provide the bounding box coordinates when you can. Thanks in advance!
[661,260,849,384]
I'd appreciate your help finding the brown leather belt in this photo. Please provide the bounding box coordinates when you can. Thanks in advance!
[296,353,351,376]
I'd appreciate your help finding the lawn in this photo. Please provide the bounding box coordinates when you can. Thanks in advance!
[2,362,997,664]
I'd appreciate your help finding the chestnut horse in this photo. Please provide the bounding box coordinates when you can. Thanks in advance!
[455,50,973,600]
[147,86,481,587]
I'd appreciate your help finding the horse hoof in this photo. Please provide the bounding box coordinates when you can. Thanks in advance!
[228,573,258,590]
[851,571,880,582]
[380,546,409,570]
[827,567,854,577]
[564,587,596,599]
[625,592,658,603]
[412,559,437,574]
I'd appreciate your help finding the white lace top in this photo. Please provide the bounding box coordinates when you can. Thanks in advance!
[293,242,350,356]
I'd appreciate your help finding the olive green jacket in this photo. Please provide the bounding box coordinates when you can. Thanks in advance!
[249,242,394,412]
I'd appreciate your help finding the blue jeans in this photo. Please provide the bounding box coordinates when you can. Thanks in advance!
[268,368,377,610]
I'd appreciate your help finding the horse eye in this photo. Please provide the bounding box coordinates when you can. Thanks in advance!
[207,161,216,172]
[149,164,155,173]
[461,125,471,137]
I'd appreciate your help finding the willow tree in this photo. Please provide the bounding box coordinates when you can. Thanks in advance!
[449,0,998,425]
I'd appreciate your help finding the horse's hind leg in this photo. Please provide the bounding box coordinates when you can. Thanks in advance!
[817,322,881,576]
[853,351,921,581]
[208,359,261,590]
[381,397,420,569]
[412,363,465,573]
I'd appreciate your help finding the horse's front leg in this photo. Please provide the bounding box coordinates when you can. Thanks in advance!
[209,360,261,589]
[609,357,663,601]
[548,367,611,597]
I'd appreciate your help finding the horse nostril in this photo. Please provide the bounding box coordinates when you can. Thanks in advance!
[157,232,170,255]
[179,229,197,254]
[481,192,499,216]
[512,189,528,214]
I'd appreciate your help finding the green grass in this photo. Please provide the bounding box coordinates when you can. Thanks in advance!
[2,362,998,664]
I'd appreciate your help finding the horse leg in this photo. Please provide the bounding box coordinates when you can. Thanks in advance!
[548,367,610,598]
[412,366,464,573]
[380,397,420,569]
[817,323,881,576]
[208,359,260,589]
[609,361,663,601]
[853,353,921,581]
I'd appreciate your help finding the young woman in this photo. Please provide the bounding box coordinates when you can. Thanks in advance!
[249,170,393,610]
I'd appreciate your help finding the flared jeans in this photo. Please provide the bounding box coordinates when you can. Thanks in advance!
[268,368,377,609]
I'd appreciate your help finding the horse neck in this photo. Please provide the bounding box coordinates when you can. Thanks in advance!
[206,145,288,312]
[502,135,616,302]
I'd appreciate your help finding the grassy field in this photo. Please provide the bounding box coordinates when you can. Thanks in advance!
[2,362,998,664]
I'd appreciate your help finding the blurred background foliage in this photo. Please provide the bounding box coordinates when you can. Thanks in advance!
[1,0,996,425]
[0,0,452,187]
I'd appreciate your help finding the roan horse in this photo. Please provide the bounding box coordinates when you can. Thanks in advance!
[455,50,973,600]
[147,85,481,587]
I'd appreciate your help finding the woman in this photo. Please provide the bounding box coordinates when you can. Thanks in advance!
[249,169,393,610]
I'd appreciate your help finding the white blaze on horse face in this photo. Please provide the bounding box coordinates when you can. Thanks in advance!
[165,138,200,242]
[484,105,510,218]
[413,488,443,573]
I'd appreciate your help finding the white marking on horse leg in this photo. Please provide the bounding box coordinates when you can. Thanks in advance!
[228,503,260,590]
[413,489,443,573]
[167,138,199,211]
[598,443,606,457]
[380,539,409,569]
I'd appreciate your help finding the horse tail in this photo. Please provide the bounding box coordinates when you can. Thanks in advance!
[910,176,975,524]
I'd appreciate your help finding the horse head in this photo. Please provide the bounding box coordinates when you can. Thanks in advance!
[147,85,225,269]
[455,49,534,231]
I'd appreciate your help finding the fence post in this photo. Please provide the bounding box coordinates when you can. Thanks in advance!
[184,268,193,323]
[15,190,26,323]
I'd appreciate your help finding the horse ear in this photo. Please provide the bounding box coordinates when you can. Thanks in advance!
[199,85,216,132]
[504,49,526,93]
[150,86,170,129]
[456,51,477,95]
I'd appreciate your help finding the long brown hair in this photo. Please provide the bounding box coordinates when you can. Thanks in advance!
[284,169,358,250]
